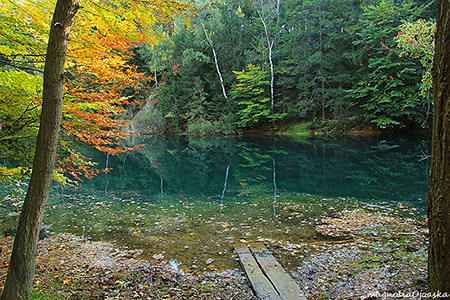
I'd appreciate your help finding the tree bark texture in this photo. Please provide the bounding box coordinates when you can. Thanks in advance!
[427,0,450,293]
[1,0,78,299]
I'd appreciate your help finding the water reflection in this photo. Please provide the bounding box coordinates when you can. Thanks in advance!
[81,135,429,210]
[0,135,430,271]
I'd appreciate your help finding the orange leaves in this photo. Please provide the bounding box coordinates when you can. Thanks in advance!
[94,145,144,156]
[379,41,389,49]
[56,150,100,181]
[55,0,190,182]
[94,146,126,156]
[1,0,191,184]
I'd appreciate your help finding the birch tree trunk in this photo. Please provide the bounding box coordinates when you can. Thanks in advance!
[201,20,228,101]
[259,14,275,110]
[1,0,78,299]
[318,2,326,121]
[255,0,280,111]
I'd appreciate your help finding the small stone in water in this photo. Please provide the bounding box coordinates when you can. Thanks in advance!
[153,253,164,260]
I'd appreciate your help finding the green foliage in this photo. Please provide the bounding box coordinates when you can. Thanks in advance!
[350,53,424,128]
[0,73,41,184]
[0,0,49,71]
[281,122,313,137]
[349,0,427,128]
[187,118,236,135]
[0,70,42,139]
[275,0,360,121]
[231,64,272,127]
[396,19,435,98]
[131,0,434,132]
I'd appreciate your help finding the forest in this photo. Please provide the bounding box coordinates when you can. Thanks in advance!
[1,0,436,151]
[1,0,448,298]
[128,0,436,134]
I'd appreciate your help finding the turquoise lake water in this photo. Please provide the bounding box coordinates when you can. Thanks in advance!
[77,134,430,209]
[1,134,430,270]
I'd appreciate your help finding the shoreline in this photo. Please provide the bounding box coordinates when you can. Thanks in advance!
[0,203,428,299]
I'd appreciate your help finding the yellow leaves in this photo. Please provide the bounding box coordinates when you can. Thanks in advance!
[67,0,189,84]
[0,166,31,177]
[2,0,191,184]
[62,278,71,285]
[53,170,77,186]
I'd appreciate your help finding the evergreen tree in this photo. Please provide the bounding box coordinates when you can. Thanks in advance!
[349,0,428,128]
[276,0,359,122]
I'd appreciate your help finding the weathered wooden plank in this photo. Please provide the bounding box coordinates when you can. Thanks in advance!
[249,243,307,300]
[235,246,282,300]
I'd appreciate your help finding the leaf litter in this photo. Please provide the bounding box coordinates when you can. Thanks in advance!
[282,206,428,299]
[0,234,255,299]
[0,190,428,299]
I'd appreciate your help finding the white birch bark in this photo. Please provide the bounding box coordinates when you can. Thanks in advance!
[256,0,280,110]
[200,20,228,101]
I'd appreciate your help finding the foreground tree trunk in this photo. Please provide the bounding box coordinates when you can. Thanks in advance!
[427,0,450,293]
[1,0,78,299]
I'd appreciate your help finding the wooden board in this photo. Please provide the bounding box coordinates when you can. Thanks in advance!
[235,243,307,300]
[249,243,307,300]
[235,246,282,300]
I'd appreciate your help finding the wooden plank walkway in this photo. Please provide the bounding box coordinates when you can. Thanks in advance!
[235,242,307,300]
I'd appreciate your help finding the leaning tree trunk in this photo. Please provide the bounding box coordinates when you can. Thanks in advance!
[427,0,450,293]
[200,20,228,102]
[1,1,78,299]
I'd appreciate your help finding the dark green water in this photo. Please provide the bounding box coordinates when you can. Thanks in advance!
[77,135,430,209]
[1,135,430,271]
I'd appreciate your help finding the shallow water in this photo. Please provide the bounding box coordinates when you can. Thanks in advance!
[1,135,430,271]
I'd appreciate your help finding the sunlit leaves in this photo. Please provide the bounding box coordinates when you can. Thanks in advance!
[231,63,285,127]
[231,64,270,127]
[0,0,50,68]
[0,70,42,138]
[1,0,191,183]
[60,0,191,163]
[0,167,32,185]
[396,20,435,98]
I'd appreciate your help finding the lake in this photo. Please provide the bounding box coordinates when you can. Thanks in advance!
[1,134,430,271]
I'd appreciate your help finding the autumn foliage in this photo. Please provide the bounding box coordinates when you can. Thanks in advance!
[0,0,191,183]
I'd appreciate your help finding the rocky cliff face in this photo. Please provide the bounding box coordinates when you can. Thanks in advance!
[128,99,166,134]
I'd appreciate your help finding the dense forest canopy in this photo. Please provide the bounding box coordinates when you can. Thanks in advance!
[1,0,435,182]
[130,0,435,133]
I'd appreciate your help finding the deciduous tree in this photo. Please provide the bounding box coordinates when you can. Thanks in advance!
[1,0,190,298]
[396,19,435,106]
[1,1,79,298]
[252,0,280,110]
[1,0,190,183]
[232,63,285,127]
